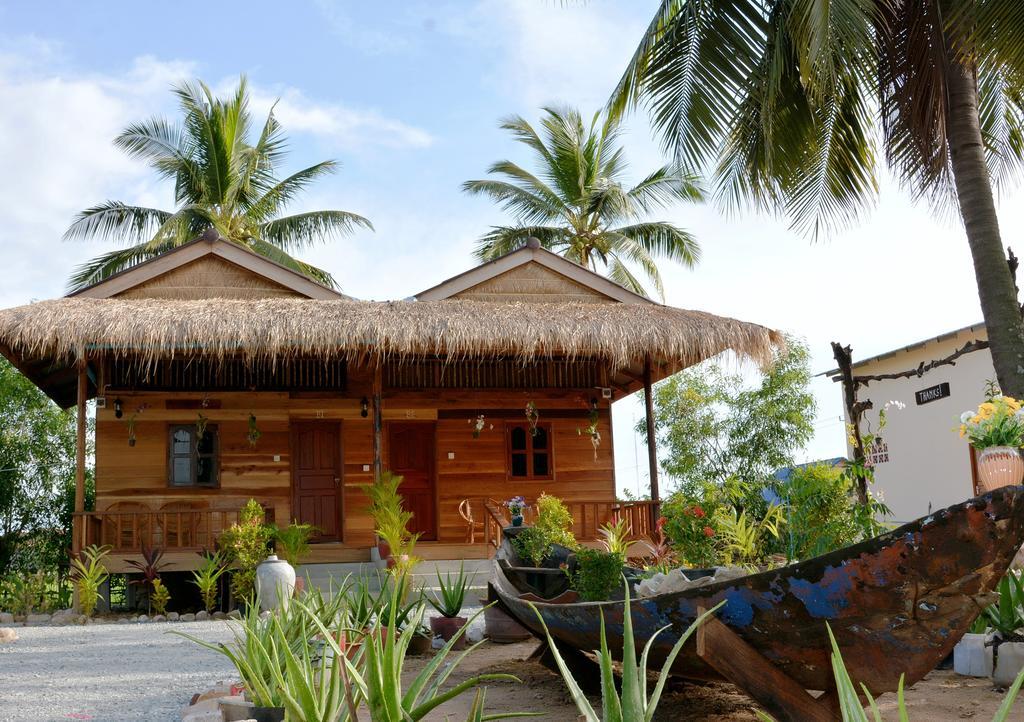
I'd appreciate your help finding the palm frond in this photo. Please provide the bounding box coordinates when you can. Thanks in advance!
[246,238,339,289]
[610,221,701,268]
[472,226,567,261]
[63,202,173,244]
[66,240,179,292]
[628,165,705,211]
[246,161,340,222]
[605,254,653,298]
[608,0,768,171]
[259,210,371,251]
[462,178,564,226]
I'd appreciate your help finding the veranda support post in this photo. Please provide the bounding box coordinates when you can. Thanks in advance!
[73,358,87,556]
[372,358,383,483]
[643,354,660,526]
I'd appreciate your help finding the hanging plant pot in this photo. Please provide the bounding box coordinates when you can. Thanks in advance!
[977,446,1024,492]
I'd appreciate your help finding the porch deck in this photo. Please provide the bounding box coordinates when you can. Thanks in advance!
[75,497,659,573]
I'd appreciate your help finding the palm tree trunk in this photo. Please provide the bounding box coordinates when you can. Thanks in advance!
[945,54,1024,397]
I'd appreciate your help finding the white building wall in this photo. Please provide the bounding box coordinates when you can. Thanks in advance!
[841,326,990,523]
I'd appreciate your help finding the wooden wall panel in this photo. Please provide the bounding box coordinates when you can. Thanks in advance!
[94,389,617,552]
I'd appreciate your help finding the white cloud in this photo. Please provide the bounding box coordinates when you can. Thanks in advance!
[446,0,656,111]
[252,88,434,151]
[0,50,192,304]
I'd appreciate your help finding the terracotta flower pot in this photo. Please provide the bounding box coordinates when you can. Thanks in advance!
[407,632,433,655]
[482,603,532,643]
[430,615,468,649]
[977,446,1024,491]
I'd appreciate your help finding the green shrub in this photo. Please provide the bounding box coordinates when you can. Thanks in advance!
[567,548,624,602]
[219,499,273,603]
[534,493,576,549]
[363,472,420,576]
[70,545,110,617]
[772,463,860,559]
[192,550,227,613]
[150,578,170,616]
[660,484,723,568]
[512,527,552,567]
[274,521,317,566]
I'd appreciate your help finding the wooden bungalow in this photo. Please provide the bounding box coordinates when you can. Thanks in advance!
[0,234,781,572]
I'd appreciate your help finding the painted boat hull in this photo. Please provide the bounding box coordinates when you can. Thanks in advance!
[490,485,1024,693]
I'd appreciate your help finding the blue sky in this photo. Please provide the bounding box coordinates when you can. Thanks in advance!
[0,1,1016,496]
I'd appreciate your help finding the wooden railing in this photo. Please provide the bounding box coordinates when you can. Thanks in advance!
[474,497,659,554]
[73,506,275,553]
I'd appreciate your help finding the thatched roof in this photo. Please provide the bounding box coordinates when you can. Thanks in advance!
[0,297,783,406]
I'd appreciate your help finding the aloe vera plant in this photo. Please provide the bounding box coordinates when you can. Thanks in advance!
[307,579,539,722]
[530,580,721,722]
[427,561,475,618]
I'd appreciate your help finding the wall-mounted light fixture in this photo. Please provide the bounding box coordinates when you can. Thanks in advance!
[114,398,123,419]
[360,397,369,418]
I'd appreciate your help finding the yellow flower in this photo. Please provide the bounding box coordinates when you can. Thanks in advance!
[971,415,982,425]
[960,425,967,438]
[979,403,996,419]
[1007,398,1021,411]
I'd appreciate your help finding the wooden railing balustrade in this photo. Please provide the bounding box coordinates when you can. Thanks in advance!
[474,497,659,555]
[73,506,276,554]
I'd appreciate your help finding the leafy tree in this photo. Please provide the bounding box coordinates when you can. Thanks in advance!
[65,77,371,291]
[639,337,816,492]
[611,2,1024,397]
[0,359,89,576]
[463,106,703,299]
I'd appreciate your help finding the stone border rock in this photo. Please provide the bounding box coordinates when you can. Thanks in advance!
[0,607,242,627]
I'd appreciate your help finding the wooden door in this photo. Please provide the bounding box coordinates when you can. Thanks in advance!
[291,422,342,542]
[387,422,437,541]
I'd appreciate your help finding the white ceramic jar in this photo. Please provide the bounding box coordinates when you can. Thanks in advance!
[255,554,296,612]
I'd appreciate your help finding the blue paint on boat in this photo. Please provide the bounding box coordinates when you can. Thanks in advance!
[789,572,852,619]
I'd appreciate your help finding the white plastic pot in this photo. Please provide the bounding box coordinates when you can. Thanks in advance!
[953,633,993,677]
[255,554,296,612]
[993,641,1024,687]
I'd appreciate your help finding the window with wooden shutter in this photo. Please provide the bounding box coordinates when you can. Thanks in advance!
[506,422,553,480]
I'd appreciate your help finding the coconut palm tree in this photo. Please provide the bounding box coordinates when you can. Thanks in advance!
[610,1,1024,396]
[463,107,704,299]
[65,77,371,291]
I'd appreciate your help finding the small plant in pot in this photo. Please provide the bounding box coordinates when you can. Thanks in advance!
[958,393,1024,491]
[427,562,474,649]
[986,571,1024,686]
[274,521,317,595]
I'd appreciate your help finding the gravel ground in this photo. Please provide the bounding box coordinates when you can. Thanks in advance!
[0,621,236,722]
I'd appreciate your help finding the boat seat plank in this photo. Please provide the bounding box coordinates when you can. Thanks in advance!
[695,605,837,722]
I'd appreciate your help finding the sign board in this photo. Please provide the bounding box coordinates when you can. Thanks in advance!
[915,382,950,406]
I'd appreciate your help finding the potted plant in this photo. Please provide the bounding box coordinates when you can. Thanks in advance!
[565,548,626,602]
[987,572,1024,686]
[219,499,274,606]
[126,543,168,614]
[364,472,420,575]
[274,521,316,595]
[958,394,1024,490]
[954,615,993,677]
[426,562,474,649]
[504,495,526,527]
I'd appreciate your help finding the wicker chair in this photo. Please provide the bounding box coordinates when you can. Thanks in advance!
[458,499,484,544]
[101,502,152,551]
[157,500,208,549]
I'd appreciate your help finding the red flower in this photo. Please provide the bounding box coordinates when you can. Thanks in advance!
[692,506,706,518]
[703,526,715,537]
[656,516,668,530]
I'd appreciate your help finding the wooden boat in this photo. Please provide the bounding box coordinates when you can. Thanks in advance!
[490,485,1024,720]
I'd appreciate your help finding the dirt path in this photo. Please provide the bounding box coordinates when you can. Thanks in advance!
[2,622,1022,721]
[411,641,1024,721]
